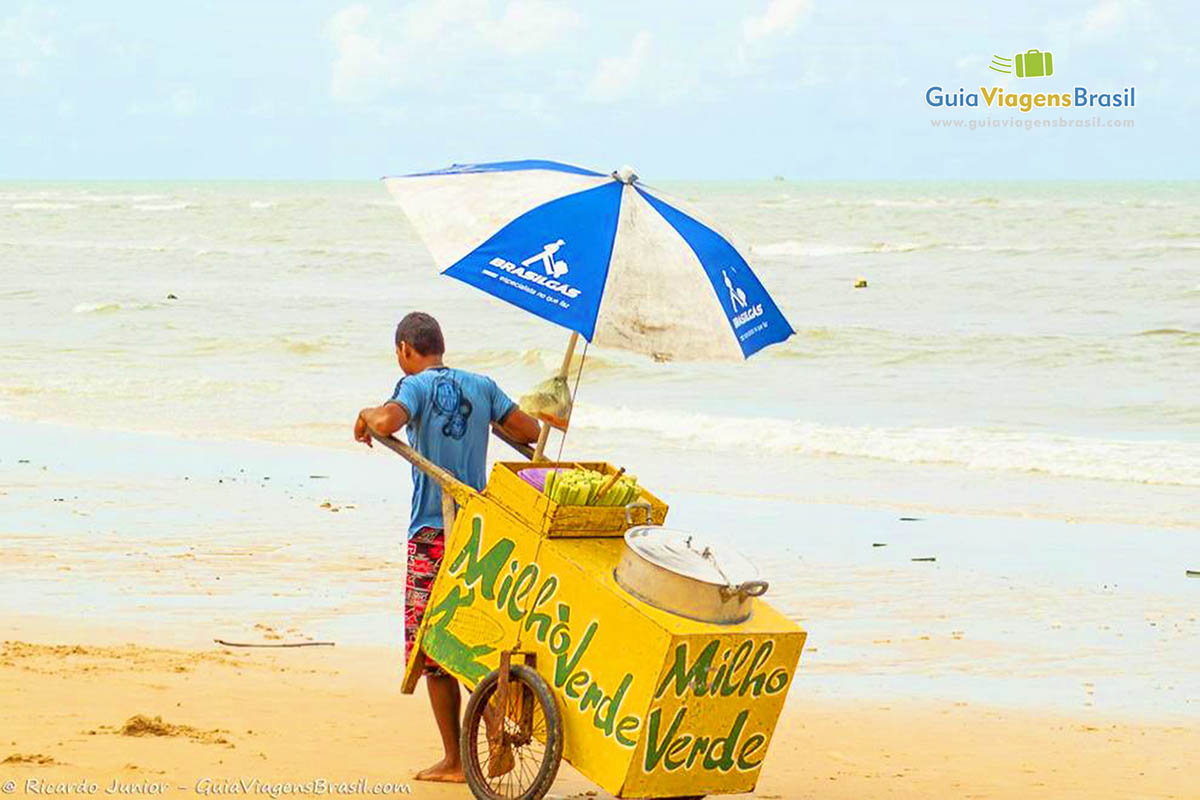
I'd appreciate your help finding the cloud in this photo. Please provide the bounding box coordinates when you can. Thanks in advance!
[492,0,582,56]
[0,7,59,81]
[126,87,202,117]
[586,30,651,103]
[742,0,811,43]
[328,5,388,102]
[170,88,199,116]
[326,0,581,103]
[1082,0,1127,35]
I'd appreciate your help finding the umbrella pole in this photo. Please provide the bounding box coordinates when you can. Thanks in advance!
[532,331,579,462]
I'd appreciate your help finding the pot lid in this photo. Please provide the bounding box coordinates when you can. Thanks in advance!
[623,526,759,587]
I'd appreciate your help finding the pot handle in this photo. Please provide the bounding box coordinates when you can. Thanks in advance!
[737,580,770,598]
[624,501,653,526]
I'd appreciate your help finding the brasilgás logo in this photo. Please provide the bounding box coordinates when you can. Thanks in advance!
[488,239,581,299]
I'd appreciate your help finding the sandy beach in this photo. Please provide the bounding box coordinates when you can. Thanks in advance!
[3,179,1198,799]
[3,418,1198,798]
[3,0,1199,789]
[2,627,1196,800]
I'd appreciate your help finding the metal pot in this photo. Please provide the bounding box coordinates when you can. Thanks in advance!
[613,503,768,625]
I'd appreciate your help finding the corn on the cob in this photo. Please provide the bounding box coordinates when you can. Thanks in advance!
[542,467,642,507]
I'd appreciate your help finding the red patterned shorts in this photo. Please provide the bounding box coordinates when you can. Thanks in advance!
[405,526,448,677]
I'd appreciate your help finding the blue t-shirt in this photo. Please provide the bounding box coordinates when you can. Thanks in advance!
[388,366,517,537]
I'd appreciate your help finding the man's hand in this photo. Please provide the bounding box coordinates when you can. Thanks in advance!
[354,410,374,447]
[354,403,409,447]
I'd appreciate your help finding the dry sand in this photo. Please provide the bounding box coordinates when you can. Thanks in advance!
[0,632,1193,800]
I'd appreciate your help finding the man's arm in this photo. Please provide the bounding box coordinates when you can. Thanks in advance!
[353,402,409,447]
[495,406,541,445]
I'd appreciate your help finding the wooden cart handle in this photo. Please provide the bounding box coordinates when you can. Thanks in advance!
[367,429,477,506]
[490,423,535,460]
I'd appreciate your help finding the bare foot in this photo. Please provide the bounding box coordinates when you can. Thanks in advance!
[414,758,466,783]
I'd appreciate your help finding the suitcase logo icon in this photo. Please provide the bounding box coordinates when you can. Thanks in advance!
[989,49,1054,78]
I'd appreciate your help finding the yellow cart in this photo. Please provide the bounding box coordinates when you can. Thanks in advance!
[377,435,806,800]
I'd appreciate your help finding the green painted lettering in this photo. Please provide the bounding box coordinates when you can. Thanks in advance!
[447,518,513,601]
[702,709,747,771]
[654,640,719,699]
[739,641,774,697]
[663,736,691,771]
[643,707,686,772]
[552,620,597,688]
[564,670,590,699]
[736,732,767,771]
[505,563,538,622]
[522,576,558,639]
[766,668,789,695]
[615,715,640,748]
[720,640,754,696]
[579,682,604,714]
[592,673,632,736]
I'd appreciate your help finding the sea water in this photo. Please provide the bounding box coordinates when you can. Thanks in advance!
[2,180,1196,526]
[2,180,1199,717]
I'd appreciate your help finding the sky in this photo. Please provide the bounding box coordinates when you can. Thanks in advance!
[0,0,1196,179]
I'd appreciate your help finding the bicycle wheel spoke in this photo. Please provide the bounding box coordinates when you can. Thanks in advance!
[464,670,559,800]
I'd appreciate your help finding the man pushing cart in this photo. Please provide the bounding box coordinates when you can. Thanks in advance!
[360,160,803,799]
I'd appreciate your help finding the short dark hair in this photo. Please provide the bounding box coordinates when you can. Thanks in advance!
[394,312,445,356]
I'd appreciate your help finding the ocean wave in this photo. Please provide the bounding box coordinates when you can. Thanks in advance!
[11,202,79,210]
[570,406,1200,488]
[456,347,630,375]
[278,336,332,355]
[0,238,178,253]
[249,201,276,209]
[1135,328,1200,346]
[132,202,190,211]
[1136,328,1196,337]
[72,301,124,314]
[71,300,160,314]
[79,194,167,203]
[751,241,927,257]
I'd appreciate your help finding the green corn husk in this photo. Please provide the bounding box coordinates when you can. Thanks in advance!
[541,467,643,507]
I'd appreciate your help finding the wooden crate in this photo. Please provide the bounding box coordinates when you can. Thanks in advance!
[484,461,668,537]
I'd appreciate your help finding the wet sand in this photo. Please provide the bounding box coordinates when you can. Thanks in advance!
[0,631,1195,800]
[2,419,1198,798]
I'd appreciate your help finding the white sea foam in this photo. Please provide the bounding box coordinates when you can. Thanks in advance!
[249,201,276,209]
[80,194,167,203]
[132,202,190,211]
[12,202,79,210]
[71,300,159,314]
[751,240,926,257]
[571,406,1200,488]
[72,301,124,314]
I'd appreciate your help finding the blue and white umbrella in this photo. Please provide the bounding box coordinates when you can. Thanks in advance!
[383,159,793,362]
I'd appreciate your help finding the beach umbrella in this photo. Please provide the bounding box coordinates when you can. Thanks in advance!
[383,159,794,456]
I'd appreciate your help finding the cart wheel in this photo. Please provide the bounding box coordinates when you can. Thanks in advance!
[461,664,563,800]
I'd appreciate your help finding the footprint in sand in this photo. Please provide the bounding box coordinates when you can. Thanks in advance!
[253,623,283,641]
[3,753,58,765]
[100,715,233,747]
